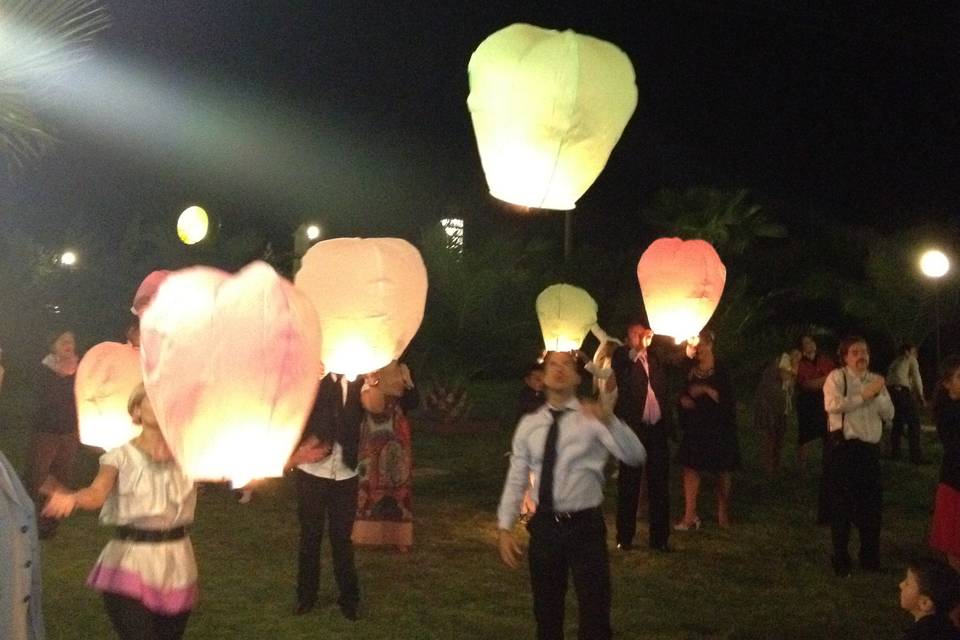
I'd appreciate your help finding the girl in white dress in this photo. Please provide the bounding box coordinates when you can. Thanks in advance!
[43,384,196,640]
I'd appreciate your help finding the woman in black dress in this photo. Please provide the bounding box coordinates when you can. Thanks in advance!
[675,330,740,529]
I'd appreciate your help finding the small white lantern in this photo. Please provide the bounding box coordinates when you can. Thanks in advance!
[536,284,598,352]
[75,342,143,450]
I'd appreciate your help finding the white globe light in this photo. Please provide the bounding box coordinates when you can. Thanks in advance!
[177,206,209,245]
[920,250,950,279]
[305,224,321,241]
[60,250,77,266]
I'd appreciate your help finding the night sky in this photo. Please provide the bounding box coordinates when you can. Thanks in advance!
[3,1,959,253]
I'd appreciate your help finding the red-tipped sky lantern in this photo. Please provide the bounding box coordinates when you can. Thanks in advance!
[131,270,171,316]
[637,238,726,343]
[75,342,143,450]
[294,238,428,380]
[139,261,322,486]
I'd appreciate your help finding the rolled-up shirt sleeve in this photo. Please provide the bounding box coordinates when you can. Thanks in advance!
[497,419,534,531]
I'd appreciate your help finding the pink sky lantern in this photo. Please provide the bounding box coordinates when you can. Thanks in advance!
[637,238,727,343]
[131,270,171,316]
[139,261,323,486]
[75,342,143,450]
[294,237,427,380]
[536,284,598,352]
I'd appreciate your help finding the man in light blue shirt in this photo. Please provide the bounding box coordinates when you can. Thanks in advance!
[497,350,645,640]
[1,450,45,640]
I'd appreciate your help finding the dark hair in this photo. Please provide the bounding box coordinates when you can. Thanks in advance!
[899,343,917,356]
[523,361,544,378]
[798,334,816,350]
[908,557,960,613]
[933,356,960,422]
[47,330,75,352]
[699,329,716,345]
[542,350,587,377]
[837,335,867,360]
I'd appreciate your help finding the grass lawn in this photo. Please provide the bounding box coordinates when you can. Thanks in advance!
[0,379,940,639]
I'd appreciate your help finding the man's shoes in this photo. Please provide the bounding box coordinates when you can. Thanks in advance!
[339,601,360,621]
[649,542,672,553]
[293,601,315,615]
[616,542,633,552]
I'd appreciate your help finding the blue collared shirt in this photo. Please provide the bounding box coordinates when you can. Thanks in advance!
[497,397,646,530]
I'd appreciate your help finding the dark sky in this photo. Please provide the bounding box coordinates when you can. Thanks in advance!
[3,1,959,253]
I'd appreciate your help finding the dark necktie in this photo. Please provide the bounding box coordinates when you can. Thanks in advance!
[538,409,566,513]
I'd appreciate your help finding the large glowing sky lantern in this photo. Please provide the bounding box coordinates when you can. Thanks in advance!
[140,261,323,486]
[637,238,726,343]
[75,342,143,450]
[467,23,638,210]
[131,270,171,316]
[295,238,427,380]
[536,284,598,352]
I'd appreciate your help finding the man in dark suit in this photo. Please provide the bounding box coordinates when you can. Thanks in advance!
[611,321,672,552]
[291,370,382,620]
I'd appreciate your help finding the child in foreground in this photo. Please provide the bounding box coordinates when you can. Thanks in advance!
[898,558,960,640]
[43,384,197,640]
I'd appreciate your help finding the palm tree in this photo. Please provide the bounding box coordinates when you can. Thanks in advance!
[643,187,786,257]
[0,0,108,169]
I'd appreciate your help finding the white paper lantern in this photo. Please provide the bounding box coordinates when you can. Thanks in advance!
[140,261,323,486]
[75,342,143,450]
[536,284,598,352]
[467,23,638,210]
[294,238,427,380]
[637,238,726,342]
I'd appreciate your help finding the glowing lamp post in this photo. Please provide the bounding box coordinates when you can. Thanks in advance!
[637,238,727,343]
[140,261,323,486]
[305,224,321,241]
[536,284,598,352]
[177,206,209,245]
[920,249,951,369]
[467,23,638,211]
[294,238,428,380]
[59,250,77,267]
[75,342,143,450]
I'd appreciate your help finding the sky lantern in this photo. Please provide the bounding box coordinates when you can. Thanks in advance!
[637,238,726,343]
[294,237,427,380]
[139,261,323,486]
[536,283,598,352]
[467,23,638,210]
[176,205,209,245]
[131,270,171,316]
[75,342,143,450]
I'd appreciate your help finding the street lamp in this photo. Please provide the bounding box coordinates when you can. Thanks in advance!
[60,250,77,267]
[293,222,322,274]
[305,224,321,241]
[177,205,209,245]
[920,249,951,370]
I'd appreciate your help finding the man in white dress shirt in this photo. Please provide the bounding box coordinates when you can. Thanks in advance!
[823,336,894,577]
[497,350,645,640]
[887,343,926,464]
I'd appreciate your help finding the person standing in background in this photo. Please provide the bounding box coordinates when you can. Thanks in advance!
[888,343,927,464]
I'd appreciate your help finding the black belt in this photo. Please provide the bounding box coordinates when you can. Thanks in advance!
[113,525,189,542]
[537,506,601,523]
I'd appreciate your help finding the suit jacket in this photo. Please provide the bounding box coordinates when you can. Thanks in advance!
[301,374,365,470]
[611,345,669,429]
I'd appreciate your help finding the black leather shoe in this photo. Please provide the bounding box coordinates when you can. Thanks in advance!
[339,602,359,621]
[831,557,852,578]
[650,543,672,553]
[293,601,315,615]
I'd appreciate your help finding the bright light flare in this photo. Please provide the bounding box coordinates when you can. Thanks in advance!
[60,250,77,266]
[177,205,209,245]
[305,224,321,240]
[920,250,950,279]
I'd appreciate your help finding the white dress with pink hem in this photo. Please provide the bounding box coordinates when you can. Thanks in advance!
[86,443,197,615]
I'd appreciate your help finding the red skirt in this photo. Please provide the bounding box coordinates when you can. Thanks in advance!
[931,483,960,557]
